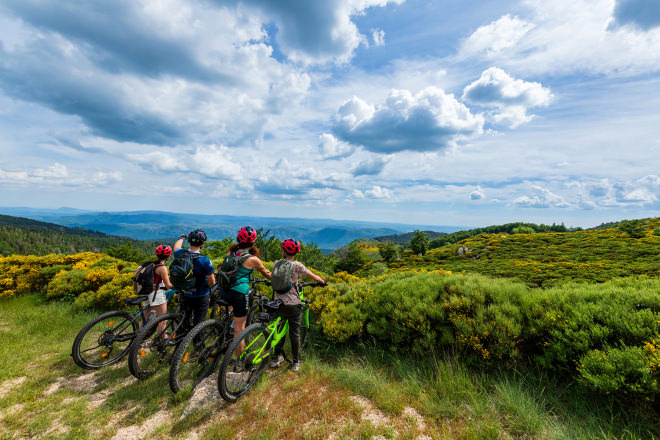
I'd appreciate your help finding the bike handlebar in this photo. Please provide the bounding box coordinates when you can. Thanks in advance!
[298,281,328,288]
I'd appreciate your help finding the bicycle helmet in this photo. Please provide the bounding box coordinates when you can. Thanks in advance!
[187,229,208,246]
[237,226,257,245]
[281,238,301,255]
[155,244,172,258]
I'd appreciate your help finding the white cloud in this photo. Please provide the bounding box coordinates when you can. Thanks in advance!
[33,163,69,179]
[371,29,386,47]
[463,67,552,127]
[511,185,573,208]
[352,157,389,176]
[461,14,535,57]
[352,185,393,199]
[333,88,484,153]
[318,133,355,160]
[470,187,485,200]
[128,144,237,178]
[459,0,660,76]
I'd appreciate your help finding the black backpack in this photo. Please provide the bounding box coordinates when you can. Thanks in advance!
[216,252,253,289]
[169,250,201,292]
[133,261,163,297]
[271,259,293,294]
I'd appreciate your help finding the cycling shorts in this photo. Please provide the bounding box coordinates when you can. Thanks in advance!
[219,287,249,318]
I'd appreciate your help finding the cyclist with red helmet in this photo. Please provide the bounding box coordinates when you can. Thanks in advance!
[137,245,174,329]
[219,226,271,349]
[271,238,325,372]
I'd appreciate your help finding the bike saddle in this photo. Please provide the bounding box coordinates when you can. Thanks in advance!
[215,298,231,307]
[264,299,283,312]
[125,296,149,305]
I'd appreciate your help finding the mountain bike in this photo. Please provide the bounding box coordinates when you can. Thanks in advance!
[127,287,221,380]
[217,281,326,402]
[168,279,270,394]
[71,290,176,370]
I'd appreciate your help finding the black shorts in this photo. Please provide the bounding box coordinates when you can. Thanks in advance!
[219,287,249,318]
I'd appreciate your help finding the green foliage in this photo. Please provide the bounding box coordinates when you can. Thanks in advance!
[395,218,660,287]
[511,226,534,234]
[298,242,335,275]
[254,228,282,261]
[619,219,646,238]
[336,243,369,273]
[308,271,660,400]
[106,242,147,263]
[377,242,399,263]
[429,222,578,248]
[202,237,234,260]
[654,226,660,236]
[409,230,429,255]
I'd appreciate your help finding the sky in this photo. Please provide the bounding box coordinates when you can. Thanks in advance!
[1,0,659,229]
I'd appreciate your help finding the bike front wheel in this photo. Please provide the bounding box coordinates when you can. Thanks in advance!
[169,317,229,394]
[72,310,139,370]
[217,323,270,402]
[128,313,184,380]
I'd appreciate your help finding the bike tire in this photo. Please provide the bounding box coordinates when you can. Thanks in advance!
[128,313,183,380]
[169,317,228,394]
[217,323,270,403]
[72,310,139,370]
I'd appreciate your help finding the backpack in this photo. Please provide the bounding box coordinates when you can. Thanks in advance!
[216,252,253,289]
[271,259,294,294]
[133,261,163,297]
[169,250,201,292]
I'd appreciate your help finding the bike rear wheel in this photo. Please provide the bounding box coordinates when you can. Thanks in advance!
[128,313,184,380]
[217,323,270,402]
[169,316,230,394]
[72,310,139,370]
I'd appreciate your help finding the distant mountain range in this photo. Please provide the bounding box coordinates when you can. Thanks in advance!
[0,207,465,250]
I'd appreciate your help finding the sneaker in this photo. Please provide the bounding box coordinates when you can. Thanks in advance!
[270,354,284,368]
[291,361,300,372]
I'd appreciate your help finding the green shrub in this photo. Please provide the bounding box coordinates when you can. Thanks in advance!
[577,346,658,395]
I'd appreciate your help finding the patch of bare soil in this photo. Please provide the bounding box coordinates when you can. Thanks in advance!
[350,395,393,428]
[110,409,172,440]
[44,418,69,436]
[0,377,26,399]
[65,372,98,391]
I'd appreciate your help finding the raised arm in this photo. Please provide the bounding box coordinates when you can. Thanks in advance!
[173,233,187,251]
[304,269,325,284]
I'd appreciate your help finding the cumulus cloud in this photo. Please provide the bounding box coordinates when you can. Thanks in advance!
[463,67,552,127]
[610,0,660,31]
[318,133,355,160]
[459,0,660,76]
[511,185,572,208]
[567,175,660,207]
[128,145,236,178]
[333,88,484,154]
[0,0,311,146]
[470,187,485,200]
[352,185,393,199]
[0,163,121,187]
[352,157,389,176]
[461,14,535,57]
[234,0,403,64]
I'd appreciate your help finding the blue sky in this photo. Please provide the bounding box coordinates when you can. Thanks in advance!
[1,0,659,228]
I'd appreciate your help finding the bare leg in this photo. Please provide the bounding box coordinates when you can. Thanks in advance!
[233,315,248,357]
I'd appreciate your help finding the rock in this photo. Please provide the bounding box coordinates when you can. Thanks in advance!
[456,246,471,255]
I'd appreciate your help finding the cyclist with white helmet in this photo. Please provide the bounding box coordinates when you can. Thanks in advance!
[271,238,325,372]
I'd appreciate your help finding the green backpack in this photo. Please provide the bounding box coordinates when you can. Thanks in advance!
[271,259,293,294]
[216,252,253,289]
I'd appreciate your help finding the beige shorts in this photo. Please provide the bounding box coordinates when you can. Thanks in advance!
[148,289,167,307]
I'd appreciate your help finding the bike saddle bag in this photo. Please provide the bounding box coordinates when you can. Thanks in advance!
[264,299,283,312]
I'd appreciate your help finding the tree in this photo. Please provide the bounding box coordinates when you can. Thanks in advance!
[409,230,429,256]
[378,241,399,263]
[512,226,535,234]
[255,228,282,262]
[336,243,369,273]
[298,242,336,274]
[202,237,234,260]
[106,242,147,263]
[619,220,646,238]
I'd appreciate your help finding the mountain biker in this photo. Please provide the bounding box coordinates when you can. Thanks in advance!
[141,245,174,330]
[271,238,325,372]
[173,229,216,331]
[219,226,271,355]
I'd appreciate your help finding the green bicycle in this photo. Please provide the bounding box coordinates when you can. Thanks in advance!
[217,281,326,402]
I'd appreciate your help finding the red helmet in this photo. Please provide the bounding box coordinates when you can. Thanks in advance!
[237,226,257,245]
[281,238,301,255]
[155,245,172,258]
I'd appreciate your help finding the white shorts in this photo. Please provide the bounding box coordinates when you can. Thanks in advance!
[148,289,167,307]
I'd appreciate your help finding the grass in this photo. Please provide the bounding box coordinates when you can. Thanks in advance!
[0,294,658,439]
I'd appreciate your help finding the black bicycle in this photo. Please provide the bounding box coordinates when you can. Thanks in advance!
[127,288,221,380]
[168,279,270,394]
[71,290,176,370]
